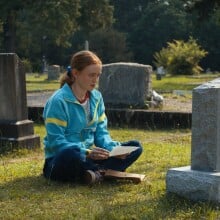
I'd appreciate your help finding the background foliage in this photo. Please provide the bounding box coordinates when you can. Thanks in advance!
[154,37,208,75]
[0,0,220,72]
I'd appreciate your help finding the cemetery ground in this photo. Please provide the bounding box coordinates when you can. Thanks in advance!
[2,127,220,220]
[26,72,220,112]
[1,73,220,219]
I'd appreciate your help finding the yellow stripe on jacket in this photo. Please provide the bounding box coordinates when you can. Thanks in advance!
[98,112,106,122]
[45,118,67,127]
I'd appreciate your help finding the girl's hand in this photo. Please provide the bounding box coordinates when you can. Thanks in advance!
[87,147,109,160]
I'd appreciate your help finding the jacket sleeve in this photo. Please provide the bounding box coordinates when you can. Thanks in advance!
[94,96,120,151]
[43,97,87,160]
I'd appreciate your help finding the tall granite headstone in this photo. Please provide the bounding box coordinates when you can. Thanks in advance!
[0,53,40,151]
[166,78,220,203]
[99,63,152,108]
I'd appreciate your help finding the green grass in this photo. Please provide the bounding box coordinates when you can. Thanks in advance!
[152,73,220,92]
[1,125,220,219]
[26,72,220,93]
[26,73,59,92]
[16,73,220,218]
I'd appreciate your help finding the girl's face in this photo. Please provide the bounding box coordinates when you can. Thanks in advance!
[73,64,102,92]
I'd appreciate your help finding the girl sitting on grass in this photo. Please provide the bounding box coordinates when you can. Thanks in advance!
[43,50,143,184]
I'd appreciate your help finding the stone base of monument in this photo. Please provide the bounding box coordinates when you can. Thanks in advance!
[0,120,40,152]
[166,166,220,203]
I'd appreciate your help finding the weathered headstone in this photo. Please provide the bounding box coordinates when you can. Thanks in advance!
[156,66,165,80]
[48,65,60,80]
[85,40,89,50]
[166,78,220,203]
[99,62,152,108]
[0,53,40,151]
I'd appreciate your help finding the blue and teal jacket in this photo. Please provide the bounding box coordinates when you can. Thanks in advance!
[43,83,120,160]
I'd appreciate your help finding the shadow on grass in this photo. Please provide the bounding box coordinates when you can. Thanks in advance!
[151,193,220,219]
[94,191,220,219]
[1,172,219,219]
[0,174,135,199]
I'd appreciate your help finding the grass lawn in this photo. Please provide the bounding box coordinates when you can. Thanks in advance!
[0,125,220,219]
[26,73,60,92]
[152,73,220,92]
[26,72,220,93]
[2,72,218,219]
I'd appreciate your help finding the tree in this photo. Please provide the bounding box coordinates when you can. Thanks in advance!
[16,1,81,68]
[88,28,133,63]
[182,0,220,70]
[128,1,193,65]
[0,1,81,53]
[0,0,114,69]
[110,0,149,33]
[191,10,220,70]
[0,1,25,52]
[183,0,220,20]
[78,0,114,32]
[65,0,116,64]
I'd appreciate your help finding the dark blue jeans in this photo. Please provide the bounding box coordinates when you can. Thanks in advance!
[43,140,143,182]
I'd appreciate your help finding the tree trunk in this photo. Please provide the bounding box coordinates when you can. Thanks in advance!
[3,11,16,52]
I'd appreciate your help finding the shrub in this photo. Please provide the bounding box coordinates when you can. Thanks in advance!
[153,37,208,75]
[22,58,32,73]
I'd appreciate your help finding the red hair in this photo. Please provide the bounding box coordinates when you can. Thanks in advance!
[60,50,102,87]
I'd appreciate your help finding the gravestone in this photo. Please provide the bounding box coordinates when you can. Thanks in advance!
[99,62,152,108]
[166,78,220,203]
[156,66,165,80]
[48,65,60,80]
[0,53,40,151]
[85,40,89,50]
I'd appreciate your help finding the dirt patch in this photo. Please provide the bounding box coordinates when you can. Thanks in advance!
[162,97,192,112]
[27,92,192,112]
[150,93,192,112]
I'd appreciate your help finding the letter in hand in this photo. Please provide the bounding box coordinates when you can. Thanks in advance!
[87,147,109,160]
[109,146,139,159]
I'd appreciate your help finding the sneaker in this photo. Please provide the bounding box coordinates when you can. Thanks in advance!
[84,170,104,185]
